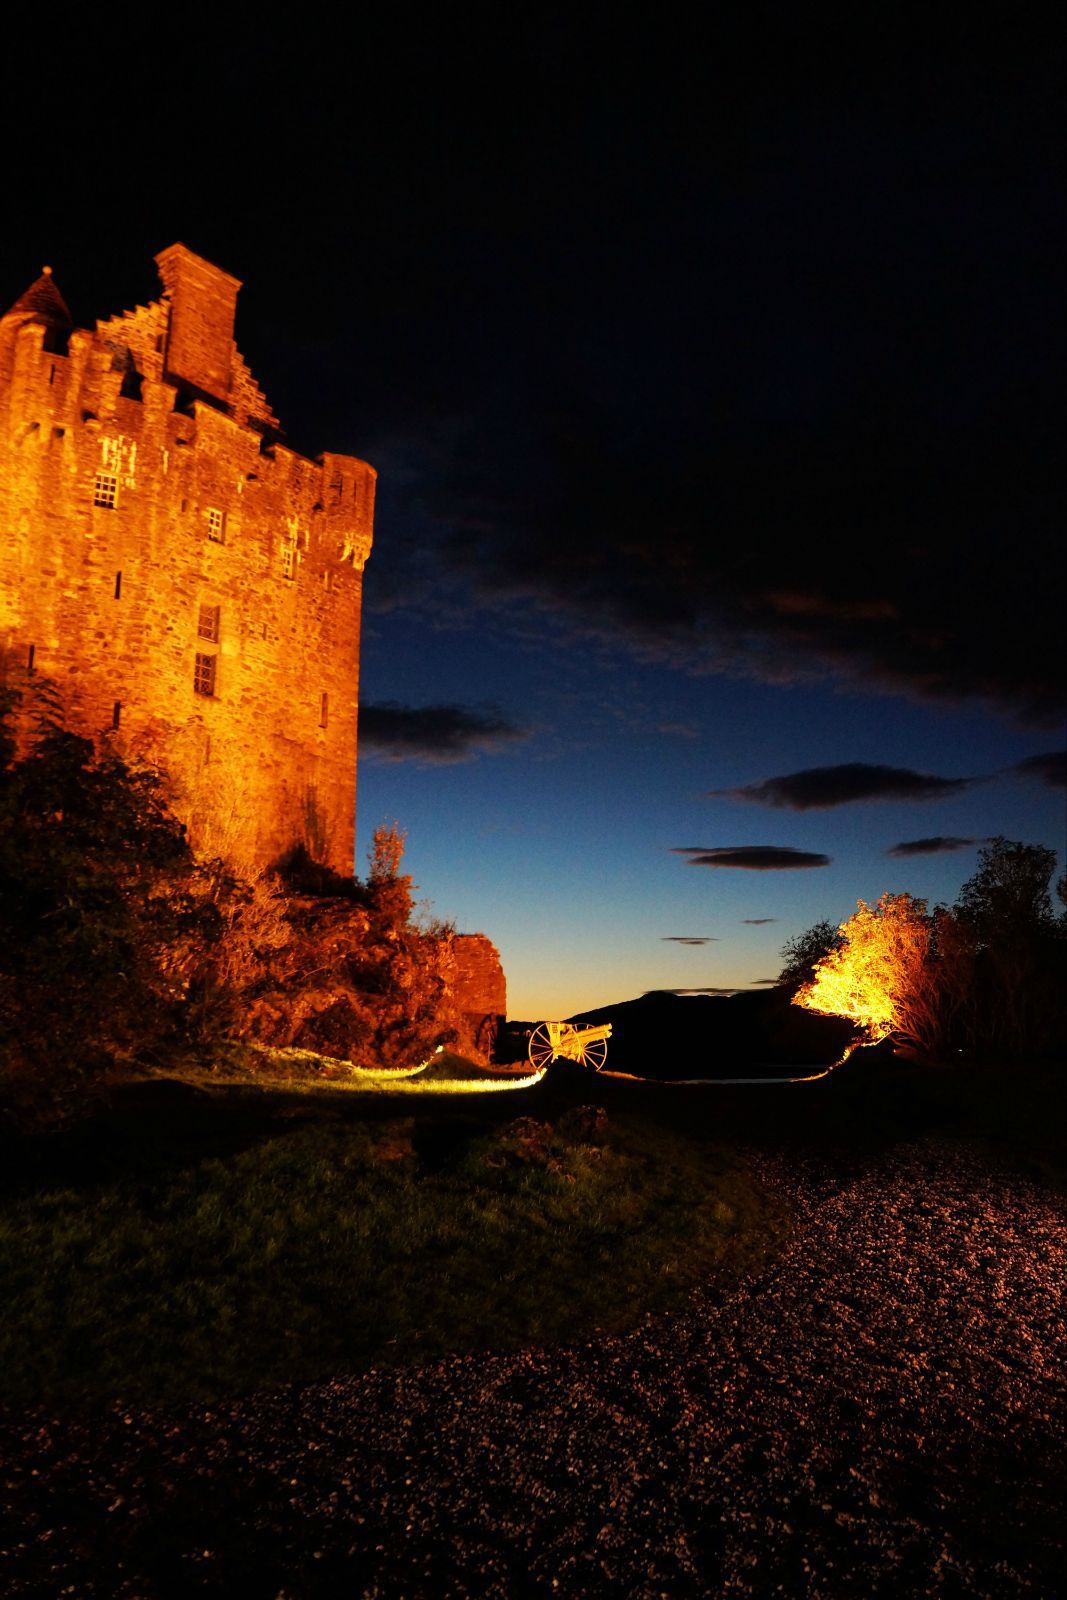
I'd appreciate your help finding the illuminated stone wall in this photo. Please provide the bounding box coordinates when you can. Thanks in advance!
[0,245,375,874]
[450,934,508,1054]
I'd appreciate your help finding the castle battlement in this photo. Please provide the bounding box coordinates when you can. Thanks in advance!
[0,245,375,873]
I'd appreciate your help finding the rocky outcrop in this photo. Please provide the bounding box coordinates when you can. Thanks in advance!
[222,895,508,1070]
[228,893,462,1070]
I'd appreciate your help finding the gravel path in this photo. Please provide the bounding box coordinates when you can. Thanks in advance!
[2,1140,1064,1597]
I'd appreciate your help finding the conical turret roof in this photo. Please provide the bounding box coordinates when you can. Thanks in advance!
[4,265,72,327]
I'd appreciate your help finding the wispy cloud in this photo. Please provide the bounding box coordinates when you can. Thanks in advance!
[661,935,719,945]
[711,762,972,810]
[887,836,979,858]
[1011,751,1067,789]
[742,917,778,925]
[389,398,1065,727]
[673,846,831,870]
[647,987,742,997]
[359,702,529,764]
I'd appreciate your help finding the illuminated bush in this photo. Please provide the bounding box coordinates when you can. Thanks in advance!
[794,846,1065,1064]
[795,893,940,1055]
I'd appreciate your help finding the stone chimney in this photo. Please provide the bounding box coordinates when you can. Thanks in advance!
[155,243,241,405]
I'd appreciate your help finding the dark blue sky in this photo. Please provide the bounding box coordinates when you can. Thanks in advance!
[5,12,1063,1014]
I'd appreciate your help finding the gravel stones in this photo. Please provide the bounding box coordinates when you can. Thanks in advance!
[1,1139,1063,1597]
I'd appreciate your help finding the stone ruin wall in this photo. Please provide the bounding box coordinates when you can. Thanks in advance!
[450,933,508,1056]
[0,245,375,875]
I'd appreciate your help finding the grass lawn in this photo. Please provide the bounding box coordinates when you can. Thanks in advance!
[0,1083,789,1412]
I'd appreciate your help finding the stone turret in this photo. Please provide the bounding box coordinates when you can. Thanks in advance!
[2,266,72,349]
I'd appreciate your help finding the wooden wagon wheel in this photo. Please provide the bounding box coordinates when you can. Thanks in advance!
[575,1036,608,1071]
[527,1023,558,1071]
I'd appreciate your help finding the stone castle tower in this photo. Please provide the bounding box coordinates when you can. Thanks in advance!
[0,244,375,873]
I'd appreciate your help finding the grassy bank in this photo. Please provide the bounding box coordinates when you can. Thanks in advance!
[0,1100,788,1412]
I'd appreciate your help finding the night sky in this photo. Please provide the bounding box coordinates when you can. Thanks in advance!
[5,14,1063,1017]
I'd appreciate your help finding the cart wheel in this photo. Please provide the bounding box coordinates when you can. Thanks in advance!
[528,1023,557,1071]
[576,1037,608,1072]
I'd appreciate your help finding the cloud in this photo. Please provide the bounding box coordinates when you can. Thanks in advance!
[327,55,1063,732]
[712,762,971,810]
[887,836,978,858]
[673,846,831,870]
[657,721,700,739]
[742,917,778,924]
[661,936,719,945]
[376,376,1065,728]
[648,987,743,997]
[359,702,529,764]
[1012,751,1067,789]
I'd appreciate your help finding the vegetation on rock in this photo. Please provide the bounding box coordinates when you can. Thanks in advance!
[0,692,470,1126]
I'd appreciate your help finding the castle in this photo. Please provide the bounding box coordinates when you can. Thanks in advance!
[0,244,376,874]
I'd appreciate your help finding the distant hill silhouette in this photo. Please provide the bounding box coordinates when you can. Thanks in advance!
[504,987,855,1079]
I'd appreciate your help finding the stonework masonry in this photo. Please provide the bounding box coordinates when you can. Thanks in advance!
[0,245,375,873]
[449,933,508,1056]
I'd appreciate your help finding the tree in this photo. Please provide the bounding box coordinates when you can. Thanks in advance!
[956,837,1057,942]
[366,822,414,934]
[953,837,1064,1062]
[777,919,842,993]
[0,691,219,1123]
[793,893,955,1060]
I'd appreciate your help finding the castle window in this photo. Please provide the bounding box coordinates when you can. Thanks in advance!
[114,571,122,599]
[112,702,122,729]
[94,471,118,509]
[198,604,220,643]
[323,569,333,593]
[27,643,35,672]
[319,692,329,729]
[194,653,217,697]
[281,541,296,581]
[205,507,226,543]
